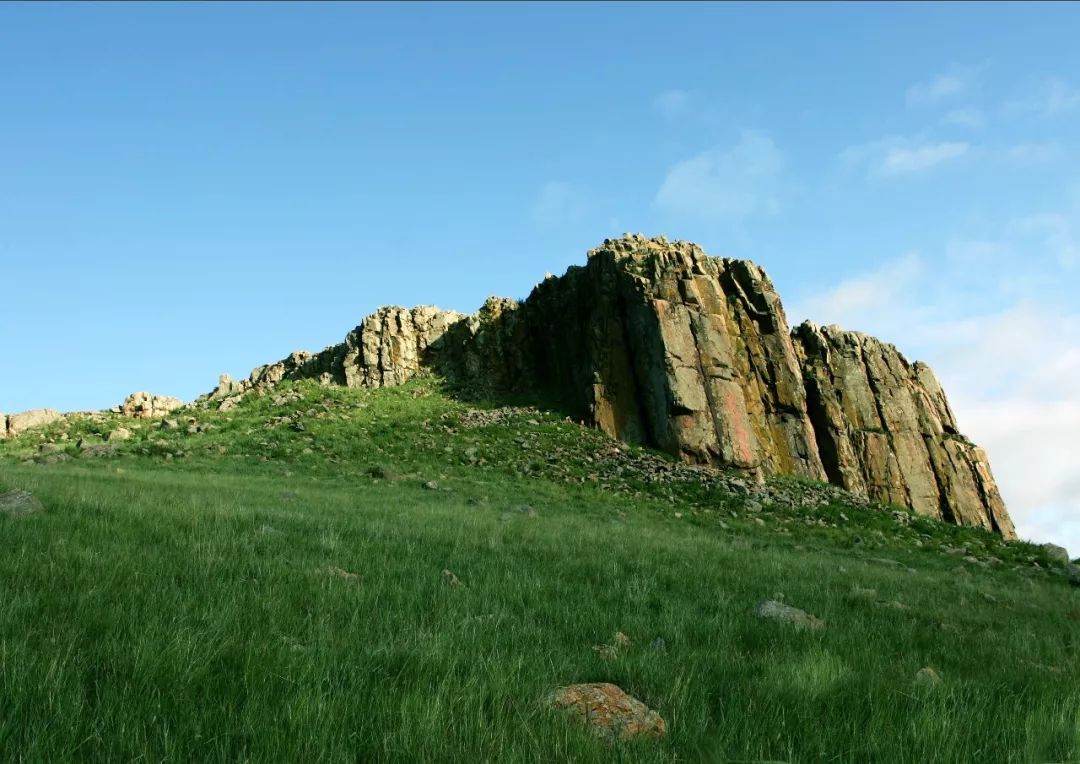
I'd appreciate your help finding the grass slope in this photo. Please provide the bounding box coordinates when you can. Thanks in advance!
[1,378,1077,762]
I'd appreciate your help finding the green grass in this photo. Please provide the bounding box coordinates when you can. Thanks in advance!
[1,378,1077,762]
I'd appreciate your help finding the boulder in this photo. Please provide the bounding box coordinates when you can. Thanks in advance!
[1040,543,1071,565]
[914,667,942,688]
[106,427,132,442]
[754,599,826,630]
[0,490,44,514]
[118,392,184,419]
[2,409,62,439]
[546,683,666,740]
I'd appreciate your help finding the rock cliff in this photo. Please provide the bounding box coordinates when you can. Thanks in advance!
[206,234,1014,538]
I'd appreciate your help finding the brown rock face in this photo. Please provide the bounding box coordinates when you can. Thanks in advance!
[210,234,1014,537]
[793,322,1014,538]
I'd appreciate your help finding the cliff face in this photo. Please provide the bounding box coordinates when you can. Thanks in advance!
[209,234,1014,538]
[793,322,1014,538]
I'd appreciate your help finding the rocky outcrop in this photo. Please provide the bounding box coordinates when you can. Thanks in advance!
[115,391,185,419]
[201,306,465,402]
[2,409,62,439]
[208,234,1014,537]
[793,322,1014,538]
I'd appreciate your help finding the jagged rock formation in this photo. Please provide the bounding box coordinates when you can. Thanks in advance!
[793,323,1014,538]
[1,409,62,439]
[114,391,185,419]
[201,306,465,402]
[207,234,1014,538]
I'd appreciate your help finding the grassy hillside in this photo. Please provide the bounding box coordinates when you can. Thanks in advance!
[1,378,1077,762]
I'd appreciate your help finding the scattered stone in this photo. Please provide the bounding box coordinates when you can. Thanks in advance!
[2,408,62,439]
[1065,564,1080,588]
[79,443,117,459]
[1041,543,1071,566]
[847,586,878,602]
[509,503,538,518]
[218,395,242,413]
[754,599,825,630]
[37,443,60,454]
[546,683,666,740]
[367,465,400,480]
[106,427,132,442]
[914,667,942,688]
[613,631,631,647]
[423,480,440,491]
[442,569,463,587]
[117,391,184,419]
[161,419,179,430]
[326,566,360,581]
[0,490,43,515]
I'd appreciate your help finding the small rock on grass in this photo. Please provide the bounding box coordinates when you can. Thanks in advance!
[546,683,666,740]
[326,566,360,581]
[914,666,942,687]
[0,490,43,515]
[367,465,400,481]
[754,599,825,630]
[423,480,440,491]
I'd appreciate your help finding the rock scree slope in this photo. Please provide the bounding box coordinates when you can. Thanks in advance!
[188,234,1010,538]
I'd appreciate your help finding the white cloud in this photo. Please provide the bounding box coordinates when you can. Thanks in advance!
[841,137,969,179]
[654,130,785,221]
[945,238,1006,264]
[653,89,692,121]
[907,74,966,105]
[941,108,985,129]
[878,142,968,177]
[1005,142,1064,164]
[1006,77,1080,118]
[530,181,588,226]
[794,252,923,328]
[906,65,984,106]
[1008,212,1078,269]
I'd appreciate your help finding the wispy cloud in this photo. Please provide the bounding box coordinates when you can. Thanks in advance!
[654,130,785,221]
[530,181,588,226]
[841,137,969,178]
[906,64,984,106]
[1005,142,1064,164]
[1005,77,1080,118]
[879,142,968,176]
[791,252,923,329]
[653,89,692,121]
[1008,212,1078,269]
[941,108,985,129]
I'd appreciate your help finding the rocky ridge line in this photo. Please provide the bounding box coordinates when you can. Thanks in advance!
[193,235,1011,537]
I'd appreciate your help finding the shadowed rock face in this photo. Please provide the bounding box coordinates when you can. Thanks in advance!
[212,234,1014,537]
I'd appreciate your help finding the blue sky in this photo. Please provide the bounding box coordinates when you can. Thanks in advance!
[1,3,1078,549]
